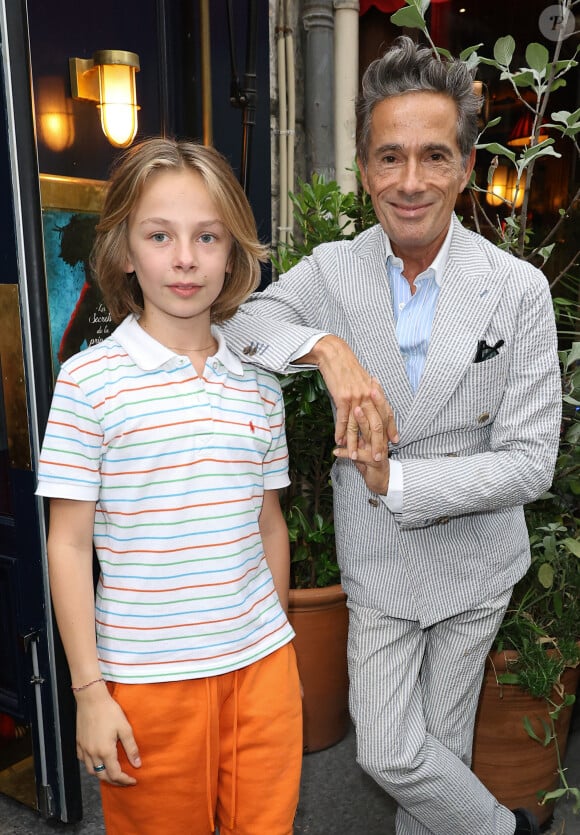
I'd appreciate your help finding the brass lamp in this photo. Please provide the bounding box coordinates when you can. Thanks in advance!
[69,50,140,148]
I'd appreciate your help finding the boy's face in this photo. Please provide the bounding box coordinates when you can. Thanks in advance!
[125,168,233,336]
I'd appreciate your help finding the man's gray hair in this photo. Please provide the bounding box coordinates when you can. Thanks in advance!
[356,36,480,166]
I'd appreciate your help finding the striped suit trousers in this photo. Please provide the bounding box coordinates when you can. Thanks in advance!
[347,590,517,835]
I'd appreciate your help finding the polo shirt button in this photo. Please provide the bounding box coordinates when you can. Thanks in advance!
[477,412,490,424]
[368,498,379,507]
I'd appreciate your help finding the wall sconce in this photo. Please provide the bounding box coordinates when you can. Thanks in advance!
[69,50,140,148]
[486,164,526,209]
[507,112,549,147]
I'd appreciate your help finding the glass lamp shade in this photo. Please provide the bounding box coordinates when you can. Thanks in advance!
[486,164,526,209]
[97,61,139,148]
[69,50,140,148]
[93,49,139,148]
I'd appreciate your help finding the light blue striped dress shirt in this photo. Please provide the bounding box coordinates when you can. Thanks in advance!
[382,224,453,511]
[386,224,452,392]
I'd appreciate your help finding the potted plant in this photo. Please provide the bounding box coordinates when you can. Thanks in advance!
[390,0,580,821]
[471,340,580,823]
[274,174,376,752]
[471,351,580,822]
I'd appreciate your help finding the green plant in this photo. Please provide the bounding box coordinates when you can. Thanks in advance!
[497,341,580,671]
[391,0,580,810]
[276,173,376,588]
[391,1,580,277]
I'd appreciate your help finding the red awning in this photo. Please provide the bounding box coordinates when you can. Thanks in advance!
[360,0,448,13]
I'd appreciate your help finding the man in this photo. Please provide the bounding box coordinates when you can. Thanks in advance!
[222,37,561,835]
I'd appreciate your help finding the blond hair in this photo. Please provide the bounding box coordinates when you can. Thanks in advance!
[91,138,268,324]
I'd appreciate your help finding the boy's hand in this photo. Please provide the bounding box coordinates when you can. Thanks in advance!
[75,685,142,786]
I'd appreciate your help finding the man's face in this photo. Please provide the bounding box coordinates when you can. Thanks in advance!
[359,91,475,273]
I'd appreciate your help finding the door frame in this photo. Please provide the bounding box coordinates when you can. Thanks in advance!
[0,0,82,821]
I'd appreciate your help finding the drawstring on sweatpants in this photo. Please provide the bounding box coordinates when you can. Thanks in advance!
[204,671,240,833]
[229,669,239,831]
[205,678,215,833]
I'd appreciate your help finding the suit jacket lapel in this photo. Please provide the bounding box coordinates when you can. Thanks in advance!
[344,227,414,423]
[401,218,510,444]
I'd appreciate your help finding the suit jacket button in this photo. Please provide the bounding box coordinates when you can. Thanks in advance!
[368,498,379,507]
[477,412,490,424]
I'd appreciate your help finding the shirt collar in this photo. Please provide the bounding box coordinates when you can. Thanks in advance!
[384,221,454,287]
[113,314,245,376]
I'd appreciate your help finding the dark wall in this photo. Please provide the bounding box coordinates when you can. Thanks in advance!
[29,0,160,179]
[0,86,18,283]
[28,0,271,246]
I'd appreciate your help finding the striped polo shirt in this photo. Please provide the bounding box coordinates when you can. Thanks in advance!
[37,315,294,683]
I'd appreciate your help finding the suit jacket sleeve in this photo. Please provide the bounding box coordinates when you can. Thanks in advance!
[220,256,329,372]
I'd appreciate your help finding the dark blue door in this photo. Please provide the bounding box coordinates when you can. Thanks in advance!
[0,0,82,822]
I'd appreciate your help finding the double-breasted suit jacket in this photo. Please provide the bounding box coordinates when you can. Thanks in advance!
[222,216,561,627]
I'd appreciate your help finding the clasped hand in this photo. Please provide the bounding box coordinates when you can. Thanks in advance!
[312,335,398,495]
[333,393,393,496]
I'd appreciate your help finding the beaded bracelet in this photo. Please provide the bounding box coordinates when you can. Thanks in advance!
[71,677,105,693]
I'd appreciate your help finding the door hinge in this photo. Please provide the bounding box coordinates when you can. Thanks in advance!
[19,627,42,653]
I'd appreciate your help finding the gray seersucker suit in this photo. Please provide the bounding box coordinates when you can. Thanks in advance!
[221,215,561,834]
[223,215,560,622]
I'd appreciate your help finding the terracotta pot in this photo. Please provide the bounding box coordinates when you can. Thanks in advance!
[472,649,580,826]
[288,583,350,753]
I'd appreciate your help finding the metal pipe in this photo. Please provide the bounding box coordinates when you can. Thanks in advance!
[285,0,296,240]
[277,0,288,245]
[240,0,258,194]
[156,0,171,136]
[302,0,335,180]
[200,0,213,145]
[333,0,359,194]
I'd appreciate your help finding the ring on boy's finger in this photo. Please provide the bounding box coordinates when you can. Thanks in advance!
[93,764,106,773]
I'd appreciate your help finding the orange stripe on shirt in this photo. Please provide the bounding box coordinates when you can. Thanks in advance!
[99,621,288,666]
[101,456,261,476]
[99,495,251,517]
[99,538,258,572]
[38,458,100,475]
[46,420,102,439]
[95,589,275,631]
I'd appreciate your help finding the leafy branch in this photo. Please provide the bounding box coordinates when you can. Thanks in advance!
[391,0,580,284]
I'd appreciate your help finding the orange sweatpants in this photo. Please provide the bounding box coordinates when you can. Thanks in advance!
[100,643,302,835]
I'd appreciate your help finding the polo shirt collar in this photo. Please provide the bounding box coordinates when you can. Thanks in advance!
[383,220,454,288]
[114,314,245,376]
